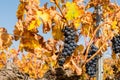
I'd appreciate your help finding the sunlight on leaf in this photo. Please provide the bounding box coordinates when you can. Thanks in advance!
[28,19,41,30]
[111,20,117,29]
[52,25,64,40]
[0,28,13,50]
[0,52,6,69]
[73,19,81,29]
[65,2,83,20]
[38,11,52,33]
[16,2,25,19]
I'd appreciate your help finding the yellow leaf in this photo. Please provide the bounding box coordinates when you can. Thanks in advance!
[31,40,40,48]
[16,2,25,19]
[23,66,29,73]
[74,44,84,56]
[111,20,117,29]
[112,51,116,59]
[14,20,24,40]
[38,11,50,22]
[65,2,83,20]
[71,59,82,75]
[28,21,36,30]
[44,52,53,57]
[19,31,40,52]
[48,57,57,68]
[74,19,81,29]
[81,24,90,36]
[0,28,12,50]
[28,19,41,30]
[38,11,51,33]
[19,43,24,52]
[52,26,64,40]
[0,63,4,69]
[0,52,6,62]
[76,45,84,52]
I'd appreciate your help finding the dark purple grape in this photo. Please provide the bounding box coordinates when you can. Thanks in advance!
[68,35,72,39]
[58,58,65,66]
[58,26,77,66]
[64,47,69,52]
[111,35,120,54]
[65,37,68,41]
[67,51,72,56]
[64,43,69,48]
[85,44,98,77]
[68,46,73,51]
[61,52,67,57]
[65,26,70,30]
[69,43,74,46]
[70,29,74,32]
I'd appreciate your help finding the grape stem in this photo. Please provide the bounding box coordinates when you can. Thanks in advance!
[84,21,110,61]
[84,5,120,60]
[71,59,82,75]
[82,35,111,68]
[54,0,69,25]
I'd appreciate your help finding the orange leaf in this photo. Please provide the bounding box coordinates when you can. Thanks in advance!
[52,25,64,40]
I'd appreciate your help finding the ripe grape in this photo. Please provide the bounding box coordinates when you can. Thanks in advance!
[85,44,98,77]
[58,26,77,66]
[111,35,120,54]
[61,52,67,57]
[64,43,69,48]
[58,57,65,66]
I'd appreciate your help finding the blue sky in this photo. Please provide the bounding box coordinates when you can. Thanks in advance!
[0,0,18,34]
[0,0,120,57]
[0,0,50,37]
[0,0,51,48]
[1,0,119,34]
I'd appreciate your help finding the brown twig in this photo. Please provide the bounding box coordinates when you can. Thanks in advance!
[82,34,111,68]
[54,0,69,25]
[71,59,82,75]
[84,22,110,61]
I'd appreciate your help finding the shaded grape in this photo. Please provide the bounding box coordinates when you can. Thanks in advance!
[111,35,120,54]
[58,26,77,66]
[85,44,98,77]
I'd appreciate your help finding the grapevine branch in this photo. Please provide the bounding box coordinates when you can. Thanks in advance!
[0,31,43,41]
[54,0,69,25]
[82,34,111,68]
[54,0,64,18]
[71,58,82,75]
[83,4,120,57]
[84,21,110,61]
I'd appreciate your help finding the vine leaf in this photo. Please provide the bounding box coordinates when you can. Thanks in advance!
[76,45,84,52]
[74,44,84,56]
[28,18,41,30]
[52,25,64,40]
[73,19,81,29]
[71,59,82,75]
[19,31,41,52]
[38,11,52,33]
[111,20,117,29]
[0,28,13,50]
[16,2,25,20]
[65,2,83,20]
[0,52,6,69]
[112,51,116,60]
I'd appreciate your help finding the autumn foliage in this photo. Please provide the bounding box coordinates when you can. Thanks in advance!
[0,0,120,79]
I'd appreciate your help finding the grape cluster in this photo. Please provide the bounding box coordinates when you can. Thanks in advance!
[85,44,98,77]
[111,35,120,54]
[58,27,77,66]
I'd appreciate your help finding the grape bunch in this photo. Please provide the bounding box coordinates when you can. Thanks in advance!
[85,44,98,77]
[58,27,77,66]
[111,35,120,54]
